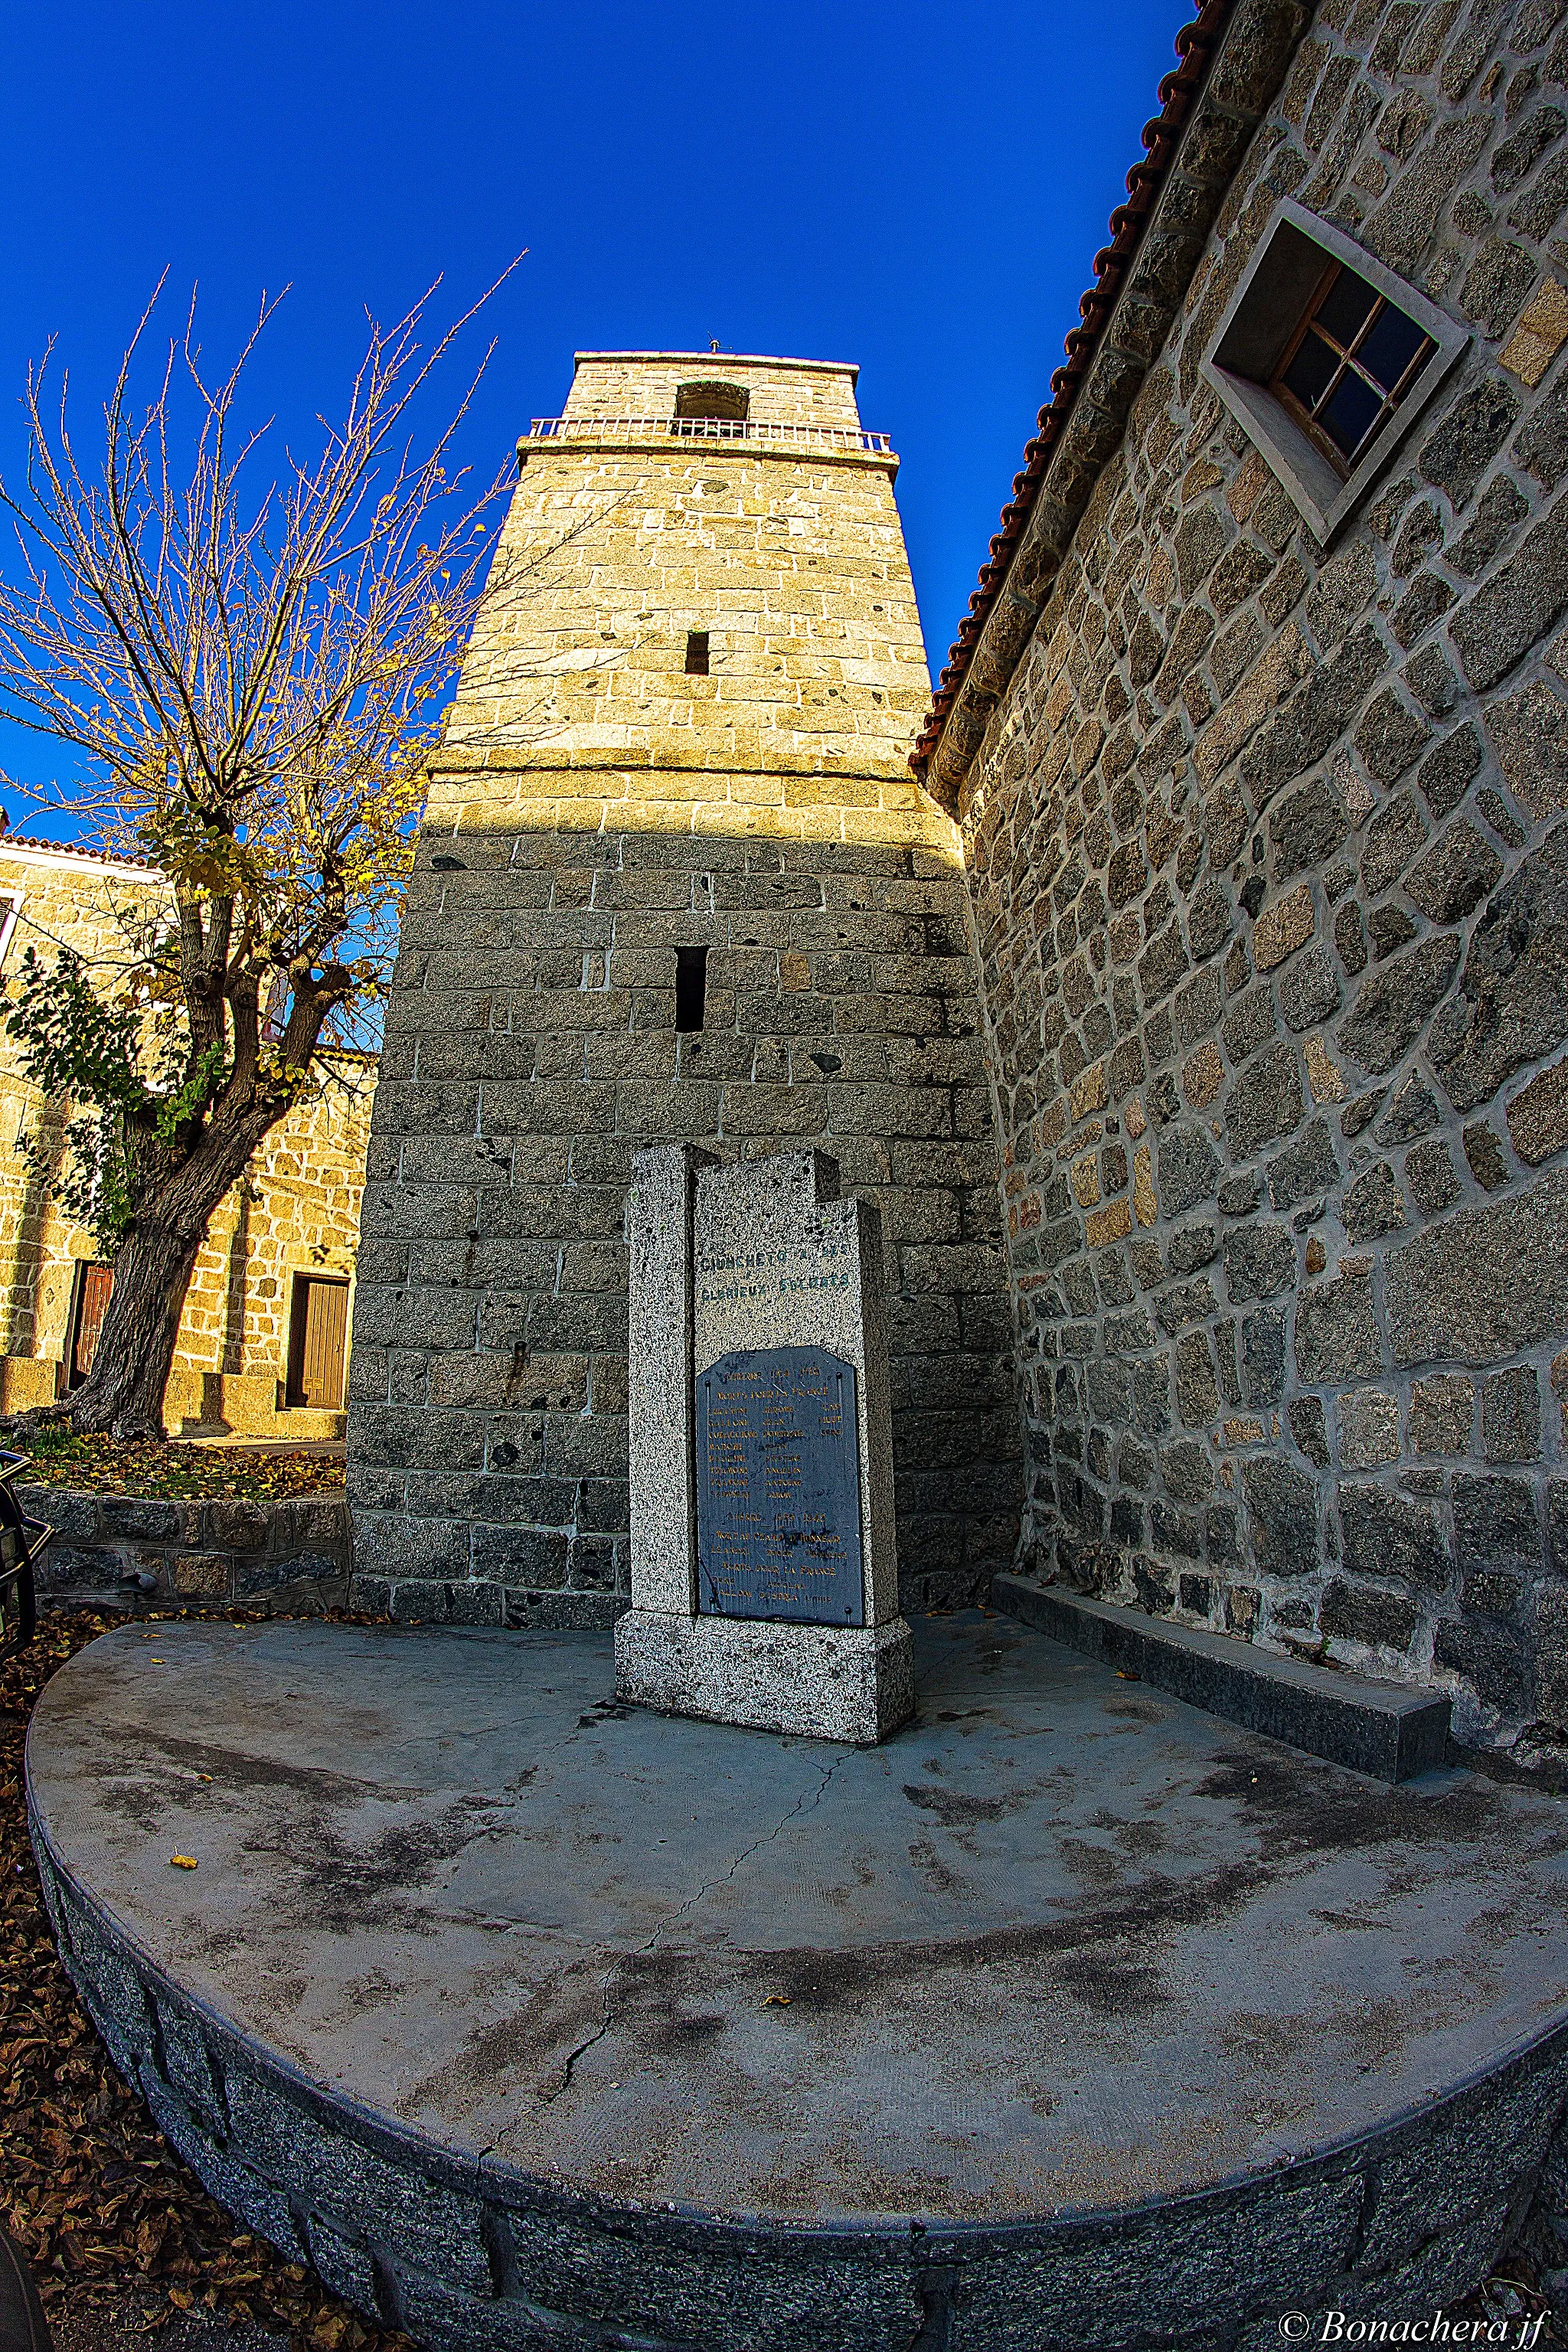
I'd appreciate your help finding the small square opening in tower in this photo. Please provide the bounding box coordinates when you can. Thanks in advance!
[685,631,710,677]
[675,946,709,1031]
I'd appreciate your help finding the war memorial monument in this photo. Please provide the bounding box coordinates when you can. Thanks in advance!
[27,0,1568,2341]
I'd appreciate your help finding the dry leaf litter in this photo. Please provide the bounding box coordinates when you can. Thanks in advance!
[1,1606,410,2350]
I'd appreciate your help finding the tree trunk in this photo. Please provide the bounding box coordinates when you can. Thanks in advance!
[65,1214,213,1437]
[66,1102,289,1439]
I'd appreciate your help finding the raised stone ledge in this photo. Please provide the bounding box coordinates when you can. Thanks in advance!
[993,1575,1452,1783]
[25,1485,351,1610]
[33,1859,1568,2352]
[347,1572,626,1630]
[24,1615,1568,2350]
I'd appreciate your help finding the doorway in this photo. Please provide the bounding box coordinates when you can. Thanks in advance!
[67,1263,114,1389]
[285,1276,350,1411]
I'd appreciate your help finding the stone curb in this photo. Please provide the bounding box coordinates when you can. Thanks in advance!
[993,1575,1452,1782]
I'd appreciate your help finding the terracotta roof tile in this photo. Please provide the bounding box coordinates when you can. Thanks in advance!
[911,0,1234,779]
[0,828,154,870]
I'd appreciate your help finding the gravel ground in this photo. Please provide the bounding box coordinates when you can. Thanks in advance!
[50,2311,286,2352]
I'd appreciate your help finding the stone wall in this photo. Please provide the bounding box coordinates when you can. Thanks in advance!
[562,352,865,430]
[348,356,1021,1626]
[0,840,373,1437]
[28,1486,351,1609]
[0,841,158,1370]
[954,0,1568,1749]
[162,1077,371,1435]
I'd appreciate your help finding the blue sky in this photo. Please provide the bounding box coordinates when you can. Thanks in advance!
[0,0,1193,825]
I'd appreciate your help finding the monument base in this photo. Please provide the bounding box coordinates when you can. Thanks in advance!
[33,1617,1568,2350]
[613,1607,914,1743]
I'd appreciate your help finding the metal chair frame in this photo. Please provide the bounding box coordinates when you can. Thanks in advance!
[0,1449,52,1662]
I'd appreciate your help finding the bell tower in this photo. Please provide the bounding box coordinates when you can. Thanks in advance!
[348,351,1019,1625]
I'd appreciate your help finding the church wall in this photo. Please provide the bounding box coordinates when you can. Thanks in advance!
[957,0,1568,1749]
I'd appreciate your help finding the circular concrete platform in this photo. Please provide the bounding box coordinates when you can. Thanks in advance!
[24,1614,1568,2350]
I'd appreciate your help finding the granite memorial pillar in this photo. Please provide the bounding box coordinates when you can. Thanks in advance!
[615,1145,914,1743]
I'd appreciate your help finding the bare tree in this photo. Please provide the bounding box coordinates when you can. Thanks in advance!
[0,276,514,1435]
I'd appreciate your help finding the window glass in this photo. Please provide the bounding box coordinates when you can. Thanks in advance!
[1315,268,1378,351]
[1269,259,1436,481]
[1357,304,1428,393]
[1320,371,1383,460]
[1283,332,1339,411]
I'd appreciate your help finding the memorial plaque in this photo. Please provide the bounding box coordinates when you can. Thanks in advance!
[695,1346,864,1626]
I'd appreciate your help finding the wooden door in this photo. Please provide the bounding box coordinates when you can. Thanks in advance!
[287,1277,349,1410]
[69,1264,114,1388]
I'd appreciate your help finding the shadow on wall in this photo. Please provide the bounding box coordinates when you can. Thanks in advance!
[0,1101,71,1393]
[345,815,1024,1631]
[221,1191,251,1379]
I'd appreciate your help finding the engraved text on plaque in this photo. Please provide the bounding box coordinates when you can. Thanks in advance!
[695,1346,864,1625]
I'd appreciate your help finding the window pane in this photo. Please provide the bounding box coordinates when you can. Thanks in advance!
[1315,266,1380,351]
[1320,369,1384,459]
[1357,302,1429,393]
[1283,330,1340,412]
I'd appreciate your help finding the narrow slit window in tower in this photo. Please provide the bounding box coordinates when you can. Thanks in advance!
[675,946,709,1031]
[685,630,710,676]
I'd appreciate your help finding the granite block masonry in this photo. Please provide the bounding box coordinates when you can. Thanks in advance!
[351,7,1568,1763]
[615,1144,913,1743]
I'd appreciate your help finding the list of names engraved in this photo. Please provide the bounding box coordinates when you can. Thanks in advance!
[695,1346,864,1626]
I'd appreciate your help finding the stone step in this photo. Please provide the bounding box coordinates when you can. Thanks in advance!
[990,1575,1452,1783]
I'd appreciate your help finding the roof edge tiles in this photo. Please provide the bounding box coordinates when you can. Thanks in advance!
[0,830,154,874]
[911,0,1313,808]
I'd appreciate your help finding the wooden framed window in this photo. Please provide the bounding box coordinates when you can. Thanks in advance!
[286,1275,350,1410]
[1201,199,1467,546]
[1269,260,1436,480]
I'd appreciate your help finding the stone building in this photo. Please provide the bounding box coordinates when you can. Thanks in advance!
[914,0,1568,1751]
[348,353,1018,1623]
[353,0,1568,1754]
[0,835,371,1438]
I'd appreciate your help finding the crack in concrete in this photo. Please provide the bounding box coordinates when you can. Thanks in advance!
[641,1752,845,1954]
[544,1753,843,2104]
[903,2265,956,2352]
[546,1978,616,2105]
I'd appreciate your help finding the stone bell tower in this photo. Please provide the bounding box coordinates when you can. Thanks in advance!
[348,351,1019,1625]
